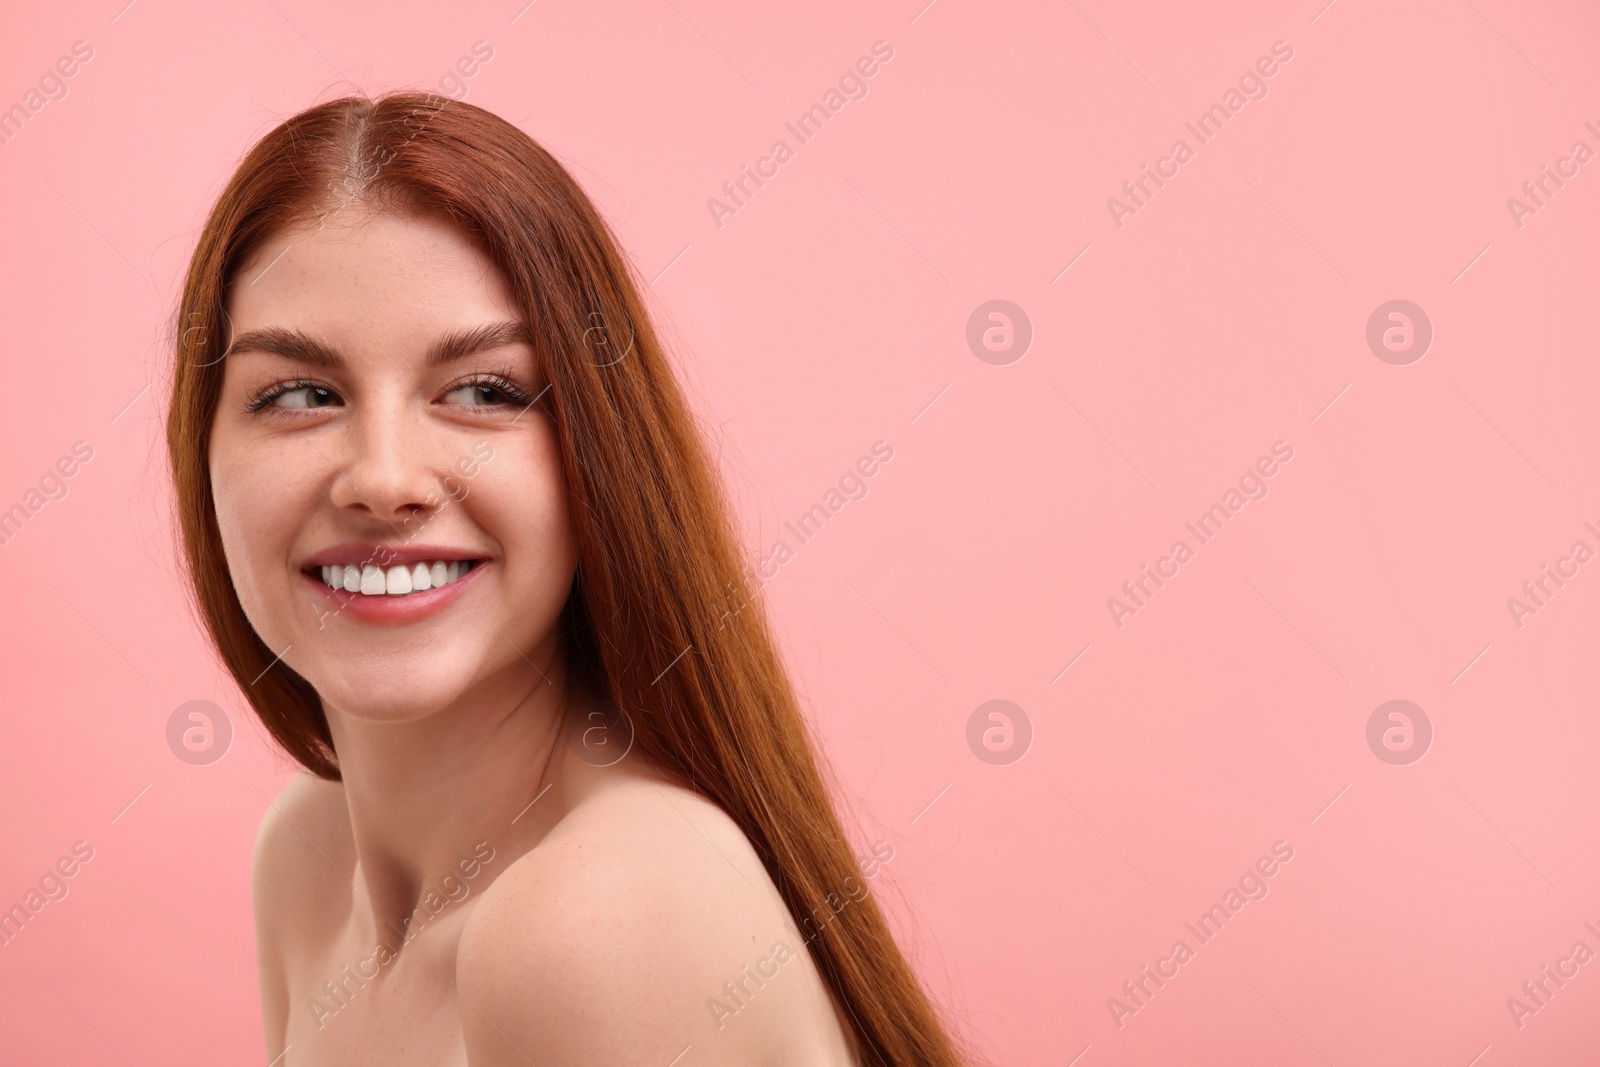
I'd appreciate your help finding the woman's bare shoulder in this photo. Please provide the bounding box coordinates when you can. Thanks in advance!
[250,770,353,1053]
[251,770,354,933]
[456,776,825,1065]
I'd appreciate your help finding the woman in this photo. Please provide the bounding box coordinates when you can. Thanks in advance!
[165,90,972,1065]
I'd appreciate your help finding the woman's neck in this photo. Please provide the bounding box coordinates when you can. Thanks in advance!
[322,651,579,954]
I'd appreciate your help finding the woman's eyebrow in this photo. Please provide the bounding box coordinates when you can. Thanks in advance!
[222,320,537,369]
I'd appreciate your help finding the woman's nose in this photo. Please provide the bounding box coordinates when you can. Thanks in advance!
[327,403,447,525]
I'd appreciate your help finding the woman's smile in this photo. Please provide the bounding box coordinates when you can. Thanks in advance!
[300,541,492,625]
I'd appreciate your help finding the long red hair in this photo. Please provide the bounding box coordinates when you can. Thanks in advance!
[165,90,972,1066]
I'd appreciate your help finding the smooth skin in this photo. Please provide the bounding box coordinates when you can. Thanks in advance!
[213,204,862,1066]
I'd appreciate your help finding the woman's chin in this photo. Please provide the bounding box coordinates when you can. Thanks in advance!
[313,672,478,724]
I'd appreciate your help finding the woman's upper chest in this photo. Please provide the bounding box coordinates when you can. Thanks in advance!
[274,903,854,1067]
[279,910,475,1067]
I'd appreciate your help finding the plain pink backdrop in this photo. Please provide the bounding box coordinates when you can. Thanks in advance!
[3,0,1599,1063]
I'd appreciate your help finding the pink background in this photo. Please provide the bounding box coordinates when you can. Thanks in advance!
[2,0,1599,1063]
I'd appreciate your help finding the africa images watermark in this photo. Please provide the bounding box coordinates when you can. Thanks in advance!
[306,839,499,1029]
[0,840,96,949]
[0,39,94,149]
[706,839,895,1031]
[1504,518,1600,630]
[0,439,94,549]
[706,40,896,229]
[715,440,895,632]
[433,40,494,101]
[1106,39,1296,229]
[1106,440,1295,629]
[1106,839,1296,1029]
[1505,119,1600,230]
[1504,917,1600,1030]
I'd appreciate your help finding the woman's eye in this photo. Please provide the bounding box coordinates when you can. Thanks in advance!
[274,385,339,409]
[444,382,512,407]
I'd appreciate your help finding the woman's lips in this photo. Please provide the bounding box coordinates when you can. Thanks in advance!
[303,559,488,625]
[299,541,489,571]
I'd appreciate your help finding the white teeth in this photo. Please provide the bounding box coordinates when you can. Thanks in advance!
[385,564,412,596]
[318,559,476,596]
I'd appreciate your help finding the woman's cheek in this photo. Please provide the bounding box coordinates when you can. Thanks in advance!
[209,436,310,639]
[211,495,277,641]
[478,442,578,594]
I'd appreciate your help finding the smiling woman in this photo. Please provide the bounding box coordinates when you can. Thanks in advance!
[163,92,973,1067]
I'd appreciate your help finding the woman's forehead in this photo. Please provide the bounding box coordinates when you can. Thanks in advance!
[227,210,517,333]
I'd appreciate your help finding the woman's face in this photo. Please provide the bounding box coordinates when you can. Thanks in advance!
[209,205,576,721]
